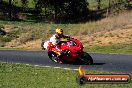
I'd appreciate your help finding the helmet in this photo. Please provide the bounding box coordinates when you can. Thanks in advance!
[56,28,63,35]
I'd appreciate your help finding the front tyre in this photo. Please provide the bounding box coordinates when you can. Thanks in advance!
[48,51,58,63]
[81,52,93,65]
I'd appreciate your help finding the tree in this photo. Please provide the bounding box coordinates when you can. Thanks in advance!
[35,0,89,23]
[21,0,28,12]
[97,0,101,10]
[0,0,3,3]
[8,0,12,20]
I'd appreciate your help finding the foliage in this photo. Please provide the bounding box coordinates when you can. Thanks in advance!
[0,25,6,35]
[7,30,20,39]
[35,0,89,23]
[0,29,20,43]
[0,0,131,22]
[0,35,11,42]
[21,0,28,11]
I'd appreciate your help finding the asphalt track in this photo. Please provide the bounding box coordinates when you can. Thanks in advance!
[0,50,132,73]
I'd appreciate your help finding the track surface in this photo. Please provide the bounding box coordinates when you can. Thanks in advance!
[0,50,132,73]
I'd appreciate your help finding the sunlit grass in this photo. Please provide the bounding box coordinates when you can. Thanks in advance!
[85,43,132,54]
[0,62,132,88]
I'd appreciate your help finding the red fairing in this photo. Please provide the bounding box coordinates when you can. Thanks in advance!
[47,42,53,51]
[48,37,84,62]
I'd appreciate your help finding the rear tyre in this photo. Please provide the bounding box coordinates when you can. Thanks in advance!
[81,52,93,65]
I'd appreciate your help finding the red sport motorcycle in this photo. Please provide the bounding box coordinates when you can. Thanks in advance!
[42,37,93,65]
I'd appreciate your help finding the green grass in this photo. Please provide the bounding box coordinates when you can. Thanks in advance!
[87,0,108,10]
[0,20,102,40]
[85,43,132,54]
[0,62,132,88]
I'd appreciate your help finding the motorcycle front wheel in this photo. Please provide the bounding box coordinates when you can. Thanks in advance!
[48,51,58,63]
[80,52,93,65]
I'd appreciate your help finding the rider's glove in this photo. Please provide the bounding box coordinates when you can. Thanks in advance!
[67,36,70,41]
[60,51,65,55]
[42,47,45,50]
[57,51,65,56]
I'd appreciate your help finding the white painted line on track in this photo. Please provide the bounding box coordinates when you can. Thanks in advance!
[25,64,30,66]
[37,65,78,71]
[63,68,71,70]
[54,67,61,69]
[1,62,78,71]
[44,66,51,68]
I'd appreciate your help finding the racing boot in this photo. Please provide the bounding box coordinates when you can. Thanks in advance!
[57,58,63,64]
[53,45,63,64]
[57,51,63,64]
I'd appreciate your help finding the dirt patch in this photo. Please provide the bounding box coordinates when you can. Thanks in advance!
[2,25,13,33]
[5,39,42,50]
[81,24,132,47]
[16,39,42,50]
[4,24,132,49]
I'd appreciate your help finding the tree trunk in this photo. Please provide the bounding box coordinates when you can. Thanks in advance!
[0,0,3,3]
[54,1,57,23]
[97,0,101,10]
[9,0,12,20]
[106,0,111,17]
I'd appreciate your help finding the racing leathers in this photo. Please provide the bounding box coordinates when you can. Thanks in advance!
[49,34,69,56]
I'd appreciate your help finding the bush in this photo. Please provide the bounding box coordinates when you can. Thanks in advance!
[0,25,6,35]
[7,30,20,39]
[0,28,20,43]
[0,35,11,42]
[0,25,4,29]
[0,40,5,47]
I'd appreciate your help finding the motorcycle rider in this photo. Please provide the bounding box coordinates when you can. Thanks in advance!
[49,28,70,56]
[43,41,53,51]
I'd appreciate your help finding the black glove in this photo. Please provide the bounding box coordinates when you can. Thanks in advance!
[67,36,70,41]
[62,50,70,56]
[42,47,45,50]
[60,51,65,55]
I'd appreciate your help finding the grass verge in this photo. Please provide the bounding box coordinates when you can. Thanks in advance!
[0,62,132,88]
[0,43,132,54]
[85,43,132,54]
